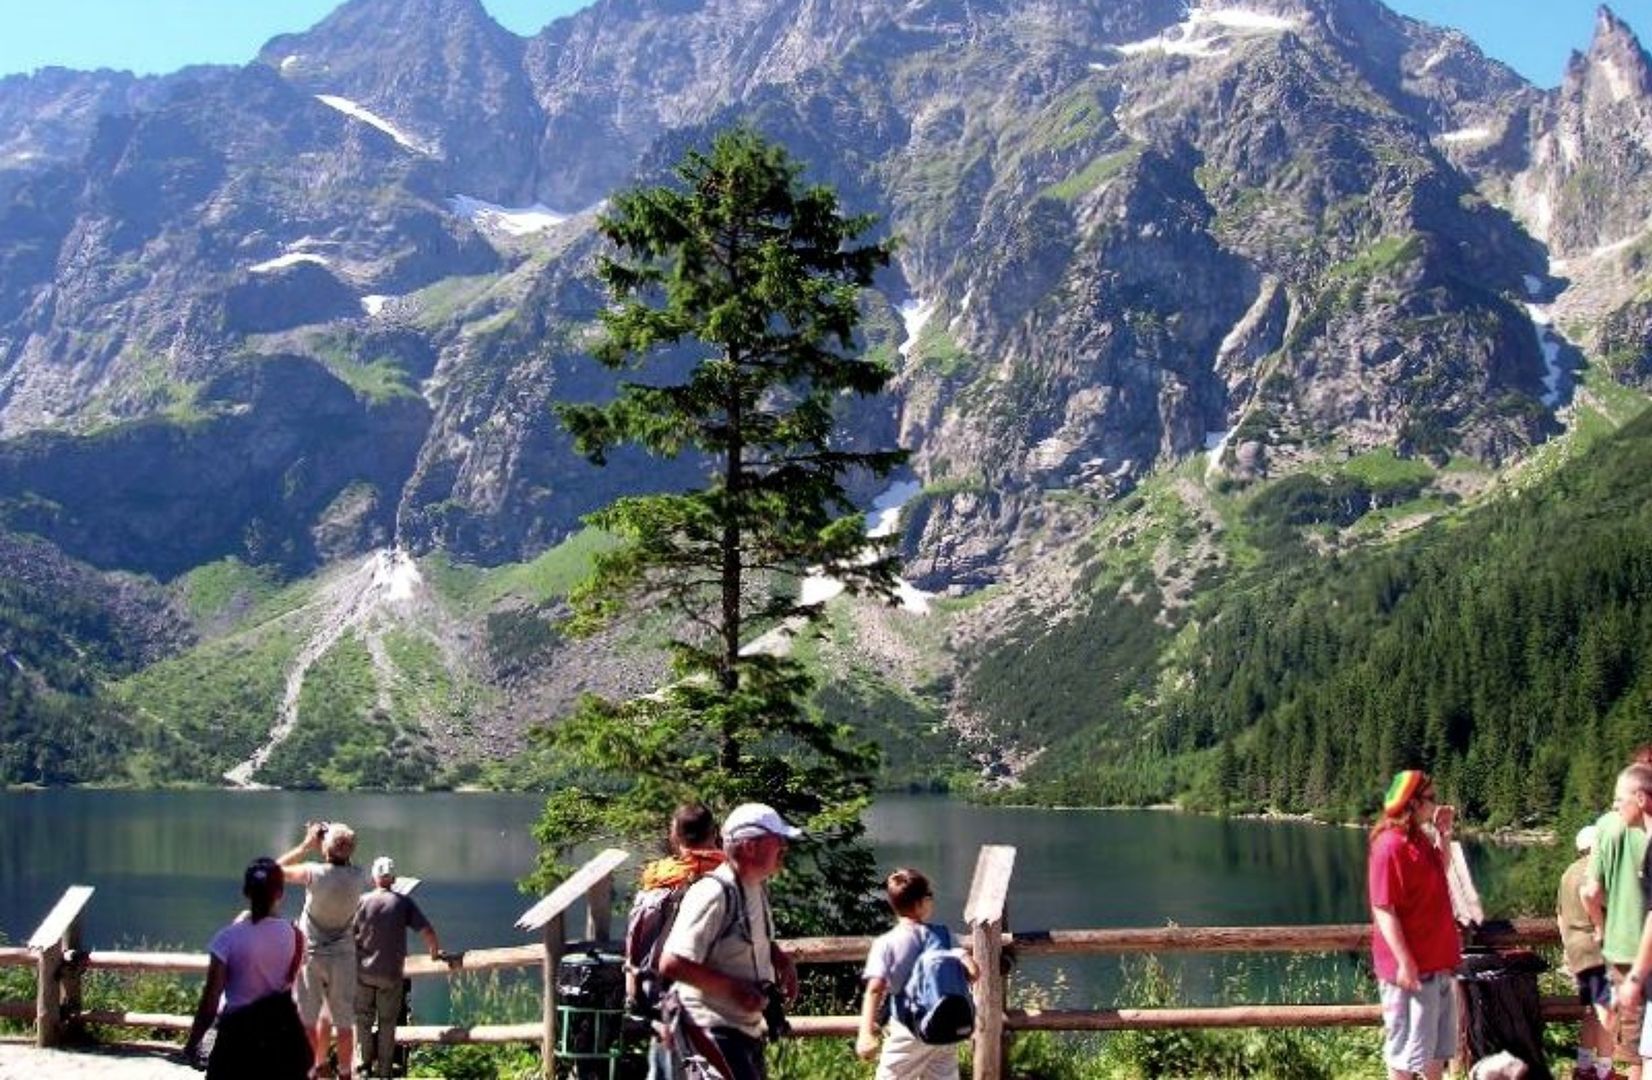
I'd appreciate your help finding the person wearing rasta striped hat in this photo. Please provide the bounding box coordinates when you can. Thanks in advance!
[1369,770,1461,1080]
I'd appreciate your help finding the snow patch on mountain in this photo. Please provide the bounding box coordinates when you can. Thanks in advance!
[315,95,430,154]
[741,480,933,656]
[1437,127,1492,144]
[1522,275,1567,408]
[1117,32,1227,59]
[1115,4,1298,59]
[868,479,923,538]
[898,298,935,360]
[1198,7,1298,31]
[448,195,571,237]
[380,547,423,602]
[1204,428,1234,481]
[361,295,392,317]
[250,252,330,274]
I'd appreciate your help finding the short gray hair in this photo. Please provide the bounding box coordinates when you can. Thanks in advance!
[322,823,356,862]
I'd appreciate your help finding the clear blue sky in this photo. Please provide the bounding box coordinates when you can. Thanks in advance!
[0,1,592,76]
[0,0,1639,88]
[1382,0,1639,86]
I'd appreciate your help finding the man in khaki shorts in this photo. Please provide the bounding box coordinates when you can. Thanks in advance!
[282,821,371,1078]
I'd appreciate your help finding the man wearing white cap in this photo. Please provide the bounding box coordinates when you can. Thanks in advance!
[660,803,802,1080]
[352,856,444,1079]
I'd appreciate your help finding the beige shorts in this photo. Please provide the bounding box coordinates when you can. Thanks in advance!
[295,948,356,1027]
[875,1019,961,1080]
[1610,964,1645,1064]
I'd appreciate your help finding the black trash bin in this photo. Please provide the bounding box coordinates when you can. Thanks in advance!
[556,950,645,1079]
[1456,948,1551,1080]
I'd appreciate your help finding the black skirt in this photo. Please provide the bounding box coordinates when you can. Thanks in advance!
[208,990,312,1080]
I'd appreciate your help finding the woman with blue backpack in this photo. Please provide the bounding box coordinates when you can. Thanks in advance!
[856,868,979,1079]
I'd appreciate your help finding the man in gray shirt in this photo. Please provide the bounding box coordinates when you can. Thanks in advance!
[660,803,801,1080]
[281,821,371,1078]
[352,856,444,1079]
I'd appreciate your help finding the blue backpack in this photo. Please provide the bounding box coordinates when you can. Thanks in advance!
[894,924,975,1045]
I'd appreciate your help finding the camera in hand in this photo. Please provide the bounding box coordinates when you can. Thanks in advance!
[759,981,790,1040]
[627,973,663,1022]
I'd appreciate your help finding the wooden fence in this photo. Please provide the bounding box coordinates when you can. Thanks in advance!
[0,845,1576,1079]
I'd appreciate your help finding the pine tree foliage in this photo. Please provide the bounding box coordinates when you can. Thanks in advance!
[987,411,1652,830]
[531,130,904,934]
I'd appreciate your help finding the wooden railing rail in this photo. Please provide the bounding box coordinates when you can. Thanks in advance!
[1005,917,1559,956]
[1010,998,1588,1031]
[0,846,1575,1075]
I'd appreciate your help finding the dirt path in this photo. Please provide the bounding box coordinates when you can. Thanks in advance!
[0,1042,199,1078]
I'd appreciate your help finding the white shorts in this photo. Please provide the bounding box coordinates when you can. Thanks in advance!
[875,1018,961,1080]
[1380,973,1458,1075]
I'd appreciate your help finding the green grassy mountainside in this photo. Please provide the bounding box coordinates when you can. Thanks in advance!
[6,365,1650,827]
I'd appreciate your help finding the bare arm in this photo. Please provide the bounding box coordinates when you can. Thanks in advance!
[770,942,798,1001]
[418,925,443,960]
[856,977,888,1061]
[181,955,227,1058]
[659,953,764,1014]
[1431,806,1454,858]
[278,822,325,876]
[1372,905,1420,991]
[1620,910,1652,1011]
[1583,878,1606,935]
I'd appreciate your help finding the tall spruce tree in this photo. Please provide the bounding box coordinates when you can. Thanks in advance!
[529,129,905,935]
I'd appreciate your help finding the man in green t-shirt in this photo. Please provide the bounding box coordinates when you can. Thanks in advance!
[1587,765,1652,1080]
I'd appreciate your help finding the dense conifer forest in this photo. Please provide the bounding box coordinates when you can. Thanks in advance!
[990,411,1652,827]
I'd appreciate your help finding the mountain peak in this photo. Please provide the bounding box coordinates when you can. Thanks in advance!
[1566,4,1652,103]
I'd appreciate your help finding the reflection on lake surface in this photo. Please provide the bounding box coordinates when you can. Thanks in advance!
[0,791,1513,1012]
[0,789,545,952]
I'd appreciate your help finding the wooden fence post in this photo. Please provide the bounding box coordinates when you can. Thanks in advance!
[29,886,94,1048]
[515,848,630,1079]
[61,913,83,1037]
[964,846,1016,1080]
[541,914,565,1079]
[34,942,62,1048]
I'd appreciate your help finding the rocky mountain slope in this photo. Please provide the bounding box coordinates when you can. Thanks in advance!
[2,0,1652,792]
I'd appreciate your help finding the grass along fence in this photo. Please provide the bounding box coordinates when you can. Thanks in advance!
[2,846,1579,1079]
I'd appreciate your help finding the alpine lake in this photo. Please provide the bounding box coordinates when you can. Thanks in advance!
[0,790,1521,1022]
